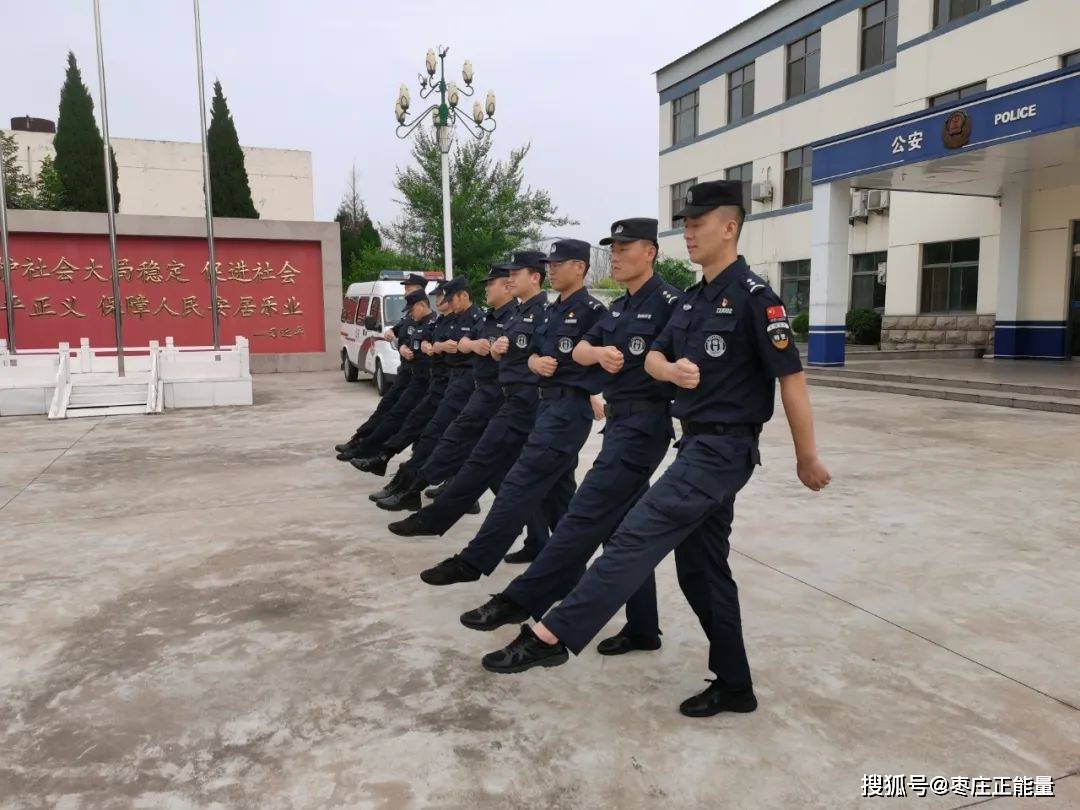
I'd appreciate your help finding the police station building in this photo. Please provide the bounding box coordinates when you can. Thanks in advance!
[657,0,1080,365]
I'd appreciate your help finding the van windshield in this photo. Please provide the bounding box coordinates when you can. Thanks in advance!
[383,295,405,326]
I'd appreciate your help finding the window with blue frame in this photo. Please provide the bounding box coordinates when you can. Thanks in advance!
[786,31,821,100]
[781,259,811,315]
[671,90,698,145]
[728,63,755,123]
[934,0,990,29]
[861,0,898,71]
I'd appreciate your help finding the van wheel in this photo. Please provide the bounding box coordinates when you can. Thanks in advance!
[374,360,389,396]
[343,351,360,382]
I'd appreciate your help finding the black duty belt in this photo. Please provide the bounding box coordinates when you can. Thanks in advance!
[680,421,760,439]
[604,400,671,419]
[448,366,473,376]
[501,382,535,398]
[538,385,588,400]
[475,378,500,390]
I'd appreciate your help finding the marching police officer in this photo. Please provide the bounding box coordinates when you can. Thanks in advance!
[460,219,679,657]
[388,251,554,549]
[370,266,518,504]
[416,239,606,587]
[480,181,832,720]
[375,276,484,510]
[343,285,437,462]
[352,281,461,476]
[335,273,428,456]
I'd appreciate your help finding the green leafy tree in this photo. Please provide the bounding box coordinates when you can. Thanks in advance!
[346,247,429,288]
[655,256,696,291]
[53,52,119,213]
[336,165,381,281]
[34,155,66,211]
[207,80,258,218]
[1,132,35,209]
[385,125,575,302]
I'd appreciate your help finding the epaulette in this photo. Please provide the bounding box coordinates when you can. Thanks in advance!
[589,298,604,311]
[742,272,769,295]
[685,280,704,293]
[659,288,679,305]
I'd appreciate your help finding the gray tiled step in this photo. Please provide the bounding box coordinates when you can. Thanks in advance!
[806,375,1080,414]
[806,367,1080,399]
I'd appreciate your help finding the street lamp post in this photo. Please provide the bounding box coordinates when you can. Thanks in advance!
[394,47,496,280]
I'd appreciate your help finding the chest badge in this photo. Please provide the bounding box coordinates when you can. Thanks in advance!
[683,304,693,311]
[557,336,574,354]
[516,333,529,349]
[705,334,727,358]
[628,336,647,356]
[612,311,621,318]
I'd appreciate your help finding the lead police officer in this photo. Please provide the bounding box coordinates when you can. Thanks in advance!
[481,181,832,720]
[335,273,428,458]
[417,239,606,587]
[460,219,679,656]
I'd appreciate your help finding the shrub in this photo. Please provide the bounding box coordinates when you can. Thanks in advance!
[791,311,809,339]
[846,308,882,345]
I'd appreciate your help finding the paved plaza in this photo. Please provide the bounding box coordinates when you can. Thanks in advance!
[1,371,1079,809]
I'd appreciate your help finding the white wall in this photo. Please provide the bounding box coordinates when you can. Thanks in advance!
[657,0,1080,324]
[4,130,314,221]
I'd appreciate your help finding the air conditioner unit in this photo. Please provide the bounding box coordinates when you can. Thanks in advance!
[867,189,890,213]
[751,181,773,203]
[849,189,869,222]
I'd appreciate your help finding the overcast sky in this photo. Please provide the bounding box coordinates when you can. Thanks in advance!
[4,0,771,245]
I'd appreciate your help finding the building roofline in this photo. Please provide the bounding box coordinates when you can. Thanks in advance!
[654,0,786,78]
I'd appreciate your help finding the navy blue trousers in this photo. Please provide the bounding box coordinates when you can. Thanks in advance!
[417,387,542,536]
[399,372,475,472]
[356,372,430,454]
[542,432,759,690]
[414,382,503,484]
[502,410,674,639]
[458,392,594,576]
[380,375,449,455]
[357,366,410,432]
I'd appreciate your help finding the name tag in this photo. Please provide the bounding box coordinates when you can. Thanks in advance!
[715,307,733,315]
[564,318,578,325]
[637,313,652,320]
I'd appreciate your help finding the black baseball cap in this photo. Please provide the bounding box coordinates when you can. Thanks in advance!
[486,264,510,281]
[404,289,428,307]
[675,180,745,220]
[441,276,469,296]
[497,250,547,272]
[599,218,659,245]
[540,239,591,264]
[402,273,429,287]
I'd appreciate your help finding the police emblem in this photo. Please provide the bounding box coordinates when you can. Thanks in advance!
[942,110,972,149]
[685,189,694,204]
[515,333,529,349]
[704,334,726,357]
[628,336,646,356]
[558,336,574,353]
[767,321,791,351]
[615,224,624,233]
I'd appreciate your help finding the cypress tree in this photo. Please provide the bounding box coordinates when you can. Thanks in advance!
[207,80,258,218]
[53,52,120,213]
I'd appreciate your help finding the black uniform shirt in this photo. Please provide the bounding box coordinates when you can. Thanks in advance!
[444,304,484,369]
[473,300,516,384]
[409,312,437,376]
[532,286,607,391]
[582,274,680,402]
[651,255,802,424]
[498,292,549,386]
[429,312,456,380]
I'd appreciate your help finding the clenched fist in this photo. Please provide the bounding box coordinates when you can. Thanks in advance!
[529,355,558,378]
[670,358,700,389]
[597,346,625,375]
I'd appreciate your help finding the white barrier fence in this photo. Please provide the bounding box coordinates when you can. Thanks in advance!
[0,337,253,417]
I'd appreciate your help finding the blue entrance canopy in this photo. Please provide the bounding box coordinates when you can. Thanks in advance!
[812,64,1080,190]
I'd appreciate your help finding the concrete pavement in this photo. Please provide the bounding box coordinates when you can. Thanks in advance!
[1,371,1078,809]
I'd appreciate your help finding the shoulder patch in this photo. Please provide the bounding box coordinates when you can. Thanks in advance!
[742,276,768,295]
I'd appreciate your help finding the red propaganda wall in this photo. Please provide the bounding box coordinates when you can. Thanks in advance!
[0,233,324,354]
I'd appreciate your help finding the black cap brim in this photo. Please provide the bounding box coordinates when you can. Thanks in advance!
[599,234,648,246]
[539,253,576,264]
[674,203,722,220]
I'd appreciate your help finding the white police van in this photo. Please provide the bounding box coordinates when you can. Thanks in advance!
[339,270,442,394]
